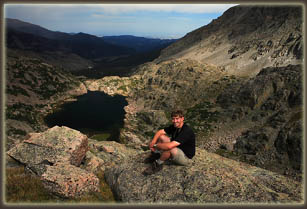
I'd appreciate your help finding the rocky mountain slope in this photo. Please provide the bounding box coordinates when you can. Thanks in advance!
[156,5,302,77]
[6,34,93,72]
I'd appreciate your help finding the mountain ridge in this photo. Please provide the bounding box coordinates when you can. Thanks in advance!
[6,18,177,57]
[102,35,177,53]
[6,26,135,60]
[5,18,176,76]
[6,18,70,40]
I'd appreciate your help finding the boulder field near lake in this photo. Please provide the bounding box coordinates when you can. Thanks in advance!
[5,5,304,204]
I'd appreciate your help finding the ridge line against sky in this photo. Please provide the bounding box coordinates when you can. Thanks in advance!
[4,4,238,39]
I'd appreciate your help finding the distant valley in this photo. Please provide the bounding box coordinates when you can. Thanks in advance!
[6,18,177,77]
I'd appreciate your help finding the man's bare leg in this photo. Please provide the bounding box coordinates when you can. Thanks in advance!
[159,150,171,161]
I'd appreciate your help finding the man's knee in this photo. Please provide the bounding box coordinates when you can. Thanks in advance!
[170,147,178,157]
[171,148,191,166]
[160,148,177,158]
[158,134,171,143]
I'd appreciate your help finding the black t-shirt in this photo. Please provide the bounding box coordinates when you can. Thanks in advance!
[164,124,195,159]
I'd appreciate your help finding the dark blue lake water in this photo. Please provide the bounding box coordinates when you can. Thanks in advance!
[44,91,128,140]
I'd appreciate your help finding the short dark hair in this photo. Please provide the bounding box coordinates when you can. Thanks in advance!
[171,110,184,118]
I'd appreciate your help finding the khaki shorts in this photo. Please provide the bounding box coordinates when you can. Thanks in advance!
[171,148,192,166]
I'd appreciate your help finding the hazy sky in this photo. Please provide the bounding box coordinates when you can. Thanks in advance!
[5,4,237,39]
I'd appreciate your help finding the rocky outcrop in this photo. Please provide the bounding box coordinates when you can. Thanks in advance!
[237,65,302,110]
[82,139,140,174]
[6,126,100,199]
[132,59,226,110]
[104,149,302,203]
[8,124,302,203]
[216,64,302,119]
[84,75,141,97]
[5,123,303,203]
[233,111,303,181]
[41,162,100,199]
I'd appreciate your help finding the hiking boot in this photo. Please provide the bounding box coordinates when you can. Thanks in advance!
[143,152,161,164]
[142,161,163,176]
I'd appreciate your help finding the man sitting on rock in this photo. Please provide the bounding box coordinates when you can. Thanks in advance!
[143,110,195,175]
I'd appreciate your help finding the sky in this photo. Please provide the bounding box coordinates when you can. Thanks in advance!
[4,4,237,39]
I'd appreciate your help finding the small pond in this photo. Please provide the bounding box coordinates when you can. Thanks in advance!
[44,91,128,141]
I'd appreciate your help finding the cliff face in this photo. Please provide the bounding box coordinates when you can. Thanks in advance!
[156,6,302,77]
[215,64,303,180]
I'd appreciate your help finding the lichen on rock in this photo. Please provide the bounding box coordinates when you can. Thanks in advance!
[104,149,303,203]
[6,126,99,199]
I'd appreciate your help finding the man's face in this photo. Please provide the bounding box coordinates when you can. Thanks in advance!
[172,116,184,128]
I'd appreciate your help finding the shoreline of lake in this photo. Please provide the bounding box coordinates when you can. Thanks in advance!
[44,91,128,142]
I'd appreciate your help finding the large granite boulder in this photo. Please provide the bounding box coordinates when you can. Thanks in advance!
[104,148,302,203]
[6,126,100,199]
[82,139,141,174]
[7,126,88,173]
[41,162,100,199]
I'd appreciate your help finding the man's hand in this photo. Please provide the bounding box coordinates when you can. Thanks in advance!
[149,142,156,152]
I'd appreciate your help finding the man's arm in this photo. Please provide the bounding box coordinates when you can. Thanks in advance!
[156,141,180,151]
[149,129,166,151]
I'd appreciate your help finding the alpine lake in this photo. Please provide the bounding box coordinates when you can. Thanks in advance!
[44,91,128,142]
